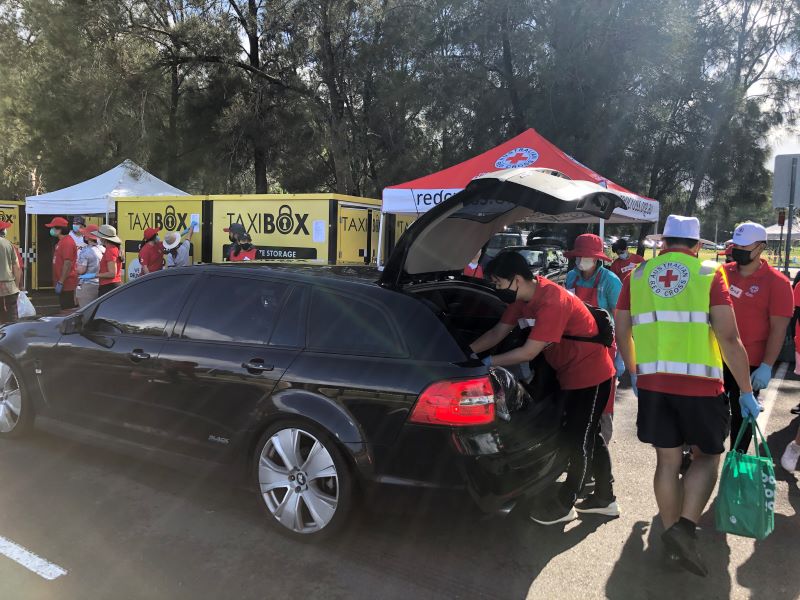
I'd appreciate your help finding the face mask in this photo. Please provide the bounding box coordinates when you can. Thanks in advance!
[577,258,596,272]
[619,251,629,260]
[73,224,81,233]
[731,248,755,266]
[494,279,518,304]
[154,235,160,242]
[49,228,58,237]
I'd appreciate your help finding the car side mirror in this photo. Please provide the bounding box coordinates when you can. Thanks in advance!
[60,313,83,335]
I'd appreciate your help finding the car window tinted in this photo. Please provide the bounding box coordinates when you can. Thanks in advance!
[182,276,289,345]
[308,289,404,356]
[88,275,192,337]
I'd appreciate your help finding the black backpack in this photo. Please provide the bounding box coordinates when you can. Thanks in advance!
[561,303,615,347]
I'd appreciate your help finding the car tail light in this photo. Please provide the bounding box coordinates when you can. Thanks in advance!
[409,377,495,426]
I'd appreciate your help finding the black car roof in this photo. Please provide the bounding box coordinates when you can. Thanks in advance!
[157,263,382,290]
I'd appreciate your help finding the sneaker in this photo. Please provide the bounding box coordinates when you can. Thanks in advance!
[575,495,620,517]
[529,505,578,526]
[661,524,708,577]
[781,441,800,472]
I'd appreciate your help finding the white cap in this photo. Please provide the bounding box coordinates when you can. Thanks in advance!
[732,222,767,246]
[662,215,700,240]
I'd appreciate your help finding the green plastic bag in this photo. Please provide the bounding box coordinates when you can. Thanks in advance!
[715,418,775,540]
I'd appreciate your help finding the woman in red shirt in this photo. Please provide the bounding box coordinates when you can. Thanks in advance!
[138,227,164,275]
[94,225,123,296]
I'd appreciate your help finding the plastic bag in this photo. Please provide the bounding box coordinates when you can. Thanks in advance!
[17,291,36,318]
[715,418,775,540]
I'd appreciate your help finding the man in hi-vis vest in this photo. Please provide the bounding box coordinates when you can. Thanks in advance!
[615,215,756,578]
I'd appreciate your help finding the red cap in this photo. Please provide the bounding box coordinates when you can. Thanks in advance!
[564,234,611,262]
[143,227,161,240]
[80,224,99,241]
[45,217,69,228]
[0,221,12,230]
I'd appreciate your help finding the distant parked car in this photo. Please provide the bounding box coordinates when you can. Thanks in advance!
[482,232,526,263]
[497,245,569,285]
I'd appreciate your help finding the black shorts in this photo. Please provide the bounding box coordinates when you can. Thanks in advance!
[637,389,731,455]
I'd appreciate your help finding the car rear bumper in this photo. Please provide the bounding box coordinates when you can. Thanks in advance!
[454,428,567,513]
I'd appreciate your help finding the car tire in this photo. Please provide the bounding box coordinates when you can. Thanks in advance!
[253,419,354,541]
[0,356,32,439]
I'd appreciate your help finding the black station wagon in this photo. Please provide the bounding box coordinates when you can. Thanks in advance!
[0,169,623,539]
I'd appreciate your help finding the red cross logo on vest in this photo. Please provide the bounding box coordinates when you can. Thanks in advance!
[648,262,690,298]
[658,270,679,288]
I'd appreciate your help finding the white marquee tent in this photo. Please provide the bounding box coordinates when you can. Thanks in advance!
[25,159,187,216]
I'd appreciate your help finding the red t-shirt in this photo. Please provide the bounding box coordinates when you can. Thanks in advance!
[794,283,800,346]
[139,241,164,273]
[228,246,258,262]
[463,264,484,279]
[53,235,78,292]
[616,249,731,397]
[723,260,793,366]
[99,245,122,284]
[609,253,645,281]
[501,276,614,390]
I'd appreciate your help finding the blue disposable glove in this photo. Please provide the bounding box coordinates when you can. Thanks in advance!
[79,273,95,280]
[630,373,638,398]
[481,356,492,367]
[739,392,762,419]
[54,282,63,295]
[750,363,772,392]
[614,351,626,378]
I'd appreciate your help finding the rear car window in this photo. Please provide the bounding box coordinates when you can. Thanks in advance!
[181,276,290,345]
[307,289,405,357]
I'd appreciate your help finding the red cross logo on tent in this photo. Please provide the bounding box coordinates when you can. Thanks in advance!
[495,147,540,169]
[648,262,690,298]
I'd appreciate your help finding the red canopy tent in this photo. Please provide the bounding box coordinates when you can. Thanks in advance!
[381,128,658,223]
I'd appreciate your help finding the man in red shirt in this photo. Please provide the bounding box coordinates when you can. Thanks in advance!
[46,216,78,309]
[616,215,754,576]
[138,227,164,275]
[723,221,793,451]
[609,238,645,281]
[470,252,617,525]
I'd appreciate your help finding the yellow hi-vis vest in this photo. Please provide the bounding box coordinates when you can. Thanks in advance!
[629,252,724,380]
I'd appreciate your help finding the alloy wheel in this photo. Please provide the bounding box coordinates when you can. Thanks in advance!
[0,361,21,434]
[257,427,339,534]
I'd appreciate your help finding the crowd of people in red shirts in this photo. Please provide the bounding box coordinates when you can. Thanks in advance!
[465,219,800,577]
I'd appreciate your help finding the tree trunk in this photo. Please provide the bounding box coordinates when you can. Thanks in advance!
[245,0,268,193]
[319,0,354,194]
[500,4,526,134]
[166,61,179,183]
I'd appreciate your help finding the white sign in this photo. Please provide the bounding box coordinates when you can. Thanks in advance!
[773,154,800,208]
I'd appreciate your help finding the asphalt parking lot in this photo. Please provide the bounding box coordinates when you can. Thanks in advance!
[0,370,798,600]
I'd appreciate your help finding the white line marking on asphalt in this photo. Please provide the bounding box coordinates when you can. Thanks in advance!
[0,535,67,580]
[757,361,788,433]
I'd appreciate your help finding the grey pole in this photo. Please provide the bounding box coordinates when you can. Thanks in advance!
[784,157,797,276]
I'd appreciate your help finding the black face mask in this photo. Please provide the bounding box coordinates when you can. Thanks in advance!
[731,248,755,266]
[495,280,518,304]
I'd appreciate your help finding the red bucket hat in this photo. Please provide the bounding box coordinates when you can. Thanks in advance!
[80,224,100,241]
[564,234,611,262]
[0,221,12,231]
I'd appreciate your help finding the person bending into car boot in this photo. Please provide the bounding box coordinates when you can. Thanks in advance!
[469,252,618,524]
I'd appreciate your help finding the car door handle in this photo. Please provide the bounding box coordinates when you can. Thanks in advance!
[241,360,274,373]
[129,350,151,361]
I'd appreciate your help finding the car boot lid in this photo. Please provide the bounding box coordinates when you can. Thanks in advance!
[380,169,625,288]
